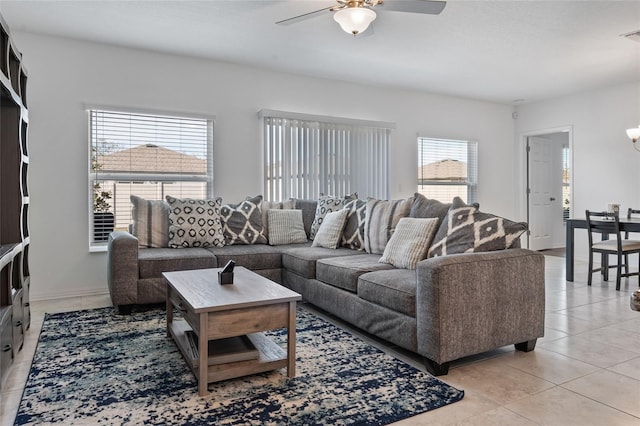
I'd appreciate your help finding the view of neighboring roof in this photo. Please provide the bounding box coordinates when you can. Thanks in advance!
[418,159,467,181]
[96,144,206,174]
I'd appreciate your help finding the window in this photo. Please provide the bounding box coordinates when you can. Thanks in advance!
[259,110,393,201]
[89,108,213,247]
[417,137,478,203]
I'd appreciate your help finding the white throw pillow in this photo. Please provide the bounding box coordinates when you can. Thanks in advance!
[311,209,349,249]
[130,195,170,248]
[267,209,308,245]
[379,217,439,269]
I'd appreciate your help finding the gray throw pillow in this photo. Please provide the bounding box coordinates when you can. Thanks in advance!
[166,196,225,248]
[428,197,527,257]
[130,195,170,248]
[267,209,308,246]
[220,195,267,245]
[379,217,440,269]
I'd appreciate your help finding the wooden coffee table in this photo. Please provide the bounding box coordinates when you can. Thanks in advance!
[164,266,302,396]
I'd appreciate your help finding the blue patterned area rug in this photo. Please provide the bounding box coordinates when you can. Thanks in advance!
[15,306,463,425]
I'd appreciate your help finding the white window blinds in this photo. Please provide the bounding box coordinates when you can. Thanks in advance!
[89,108,214,247]
[260,110,393,201]
[417,137,478,203]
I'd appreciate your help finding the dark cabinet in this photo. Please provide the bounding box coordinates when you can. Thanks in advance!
[0,13,29,389]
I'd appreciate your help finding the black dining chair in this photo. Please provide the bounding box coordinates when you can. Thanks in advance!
[585,210,640,290]
[624,208,640,268]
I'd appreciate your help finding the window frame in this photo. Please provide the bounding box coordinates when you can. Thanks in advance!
[87,105,215,251]
[417,137,478,204]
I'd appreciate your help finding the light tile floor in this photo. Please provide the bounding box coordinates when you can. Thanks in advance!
[1,255,639,425]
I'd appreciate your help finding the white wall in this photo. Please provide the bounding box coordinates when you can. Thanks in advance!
[515,81,640,261]
[13,31,516,300]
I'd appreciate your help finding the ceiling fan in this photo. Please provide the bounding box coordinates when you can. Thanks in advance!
[276,0,446,36]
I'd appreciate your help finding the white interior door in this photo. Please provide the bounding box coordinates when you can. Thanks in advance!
[528,136,554,250]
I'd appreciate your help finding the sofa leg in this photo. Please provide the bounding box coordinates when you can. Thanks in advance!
[515,339,537,352]
[423,357,449,376]
[115,304,133,315]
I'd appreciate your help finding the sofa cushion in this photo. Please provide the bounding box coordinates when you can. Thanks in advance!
[281,246,361,279]
[311,209,349,249]
[379,217,439,269]
[166,196,225,248]
[267,209,308,246]
[364,197,414,255]
[207,243,297,270]
[220,195,267,245]
[341,199,366,250]
[358,269,417,317]
[316,254,394,293]
[138,248,217,279]
[130,195,170,248]
[410,193,451,222]
[292,199,318,239]
[428,197,527,257]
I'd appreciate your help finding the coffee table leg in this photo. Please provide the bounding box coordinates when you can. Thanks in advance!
[166,286,173,338]
[287,301,296,378]
[198,313,208,396]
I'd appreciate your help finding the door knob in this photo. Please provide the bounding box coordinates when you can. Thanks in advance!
[550,197,556,201]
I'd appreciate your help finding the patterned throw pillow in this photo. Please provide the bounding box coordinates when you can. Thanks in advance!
[428,197,527,257]
[267,209,308,246]
[220,195,267,245]
[341,199,366,250]
[379,217,440,269]
[166,196,225,248]
[364,197,415,255]
[311,209,350,249]
[130,195,170,248]
[310,195,352,240]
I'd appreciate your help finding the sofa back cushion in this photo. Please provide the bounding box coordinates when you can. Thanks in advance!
[293,199,319,239]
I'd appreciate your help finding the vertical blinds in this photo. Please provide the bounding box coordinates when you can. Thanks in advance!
[262,113,391,201]
[417,137,478,203]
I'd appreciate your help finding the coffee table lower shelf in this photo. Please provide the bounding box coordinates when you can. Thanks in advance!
[170,319,288,384]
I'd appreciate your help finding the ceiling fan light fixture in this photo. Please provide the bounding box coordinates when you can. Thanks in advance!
[334,7,376,35]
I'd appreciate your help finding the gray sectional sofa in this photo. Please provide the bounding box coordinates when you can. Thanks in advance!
[107,197,545,375]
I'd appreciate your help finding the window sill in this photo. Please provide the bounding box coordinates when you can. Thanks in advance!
[89,244,108,253]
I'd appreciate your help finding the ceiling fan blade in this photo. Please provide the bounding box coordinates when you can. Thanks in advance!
[276,6,335,26]
[380,0,446,15]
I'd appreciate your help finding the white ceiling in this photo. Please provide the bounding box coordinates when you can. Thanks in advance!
[1,0,639,104]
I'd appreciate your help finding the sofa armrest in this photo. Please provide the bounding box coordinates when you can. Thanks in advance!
[107,231,139,307]
[415,248,545,365]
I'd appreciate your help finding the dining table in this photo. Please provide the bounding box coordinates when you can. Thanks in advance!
[565,216,640,281]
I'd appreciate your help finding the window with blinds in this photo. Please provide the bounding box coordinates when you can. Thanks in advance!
[89,108,213,247]
[260,110,393,201]
[417,137,478,203]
